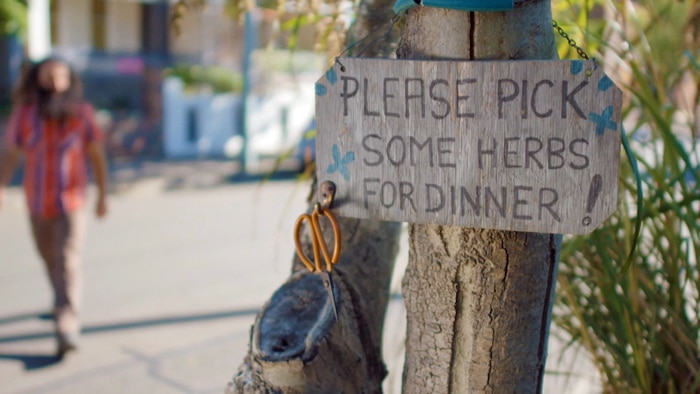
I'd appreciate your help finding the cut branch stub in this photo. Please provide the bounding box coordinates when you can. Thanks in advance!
[257,273,340,363]
[228,269,386,394]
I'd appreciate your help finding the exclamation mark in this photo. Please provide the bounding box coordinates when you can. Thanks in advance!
[582,174,603,226]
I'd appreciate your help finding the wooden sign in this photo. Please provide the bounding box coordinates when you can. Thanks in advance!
[315,58,622,234]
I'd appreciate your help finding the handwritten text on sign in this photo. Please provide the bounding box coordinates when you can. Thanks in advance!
[315,58,622,234]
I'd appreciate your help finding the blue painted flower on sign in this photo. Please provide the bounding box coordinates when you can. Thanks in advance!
[589,106,617,136]
[326,67,338,85]
[326,144,355,181]
[597,75,613,91]
[315,66,339,97]
[570,60,584,75]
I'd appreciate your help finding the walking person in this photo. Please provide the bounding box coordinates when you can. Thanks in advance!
[0,57,109,358]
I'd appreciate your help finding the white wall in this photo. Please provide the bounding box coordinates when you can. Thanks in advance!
[162,77,242,159]
[28,0,52,59]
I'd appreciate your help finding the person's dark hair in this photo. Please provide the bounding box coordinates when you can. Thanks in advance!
[12,57,84,118]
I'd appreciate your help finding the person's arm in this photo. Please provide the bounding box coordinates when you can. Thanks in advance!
[86,141,109,218]
[0,146,21,212]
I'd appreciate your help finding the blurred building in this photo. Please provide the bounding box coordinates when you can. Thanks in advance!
[0,0,249,159]
[46,0,246,158]
[50,0,245,100]
[3,1,321,164]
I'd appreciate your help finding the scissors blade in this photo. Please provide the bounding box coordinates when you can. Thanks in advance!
[318,271,338,322]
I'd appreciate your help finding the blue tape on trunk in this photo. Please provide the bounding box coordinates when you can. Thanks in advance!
[394,0,514,15]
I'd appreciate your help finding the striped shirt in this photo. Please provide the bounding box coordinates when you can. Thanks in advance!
[5,103,104,218]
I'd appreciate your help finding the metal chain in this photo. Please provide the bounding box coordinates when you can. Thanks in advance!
[552,19,591,60]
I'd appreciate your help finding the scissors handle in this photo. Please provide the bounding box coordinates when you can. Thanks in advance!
[294,214,317,272]
[293,207,342,273]
[315,208,342,267]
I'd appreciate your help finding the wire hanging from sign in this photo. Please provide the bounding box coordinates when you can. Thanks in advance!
[334,14,401,72]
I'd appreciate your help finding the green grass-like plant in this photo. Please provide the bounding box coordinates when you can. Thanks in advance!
[553,0,700,392]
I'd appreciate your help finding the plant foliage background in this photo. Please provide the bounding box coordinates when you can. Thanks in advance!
[552,0,700,392]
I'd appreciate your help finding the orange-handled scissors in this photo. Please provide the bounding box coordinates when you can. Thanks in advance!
[294,204,342,321]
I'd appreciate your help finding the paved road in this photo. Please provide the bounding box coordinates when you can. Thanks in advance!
[0,163,597,393]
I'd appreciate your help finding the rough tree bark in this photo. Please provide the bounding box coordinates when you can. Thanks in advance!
[397,1,562,393]
[229,215,401,393]
[227,2,403,392]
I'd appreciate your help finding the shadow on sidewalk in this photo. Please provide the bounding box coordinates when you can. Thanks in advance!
[0,353,61,370]
[0,307,260,345]
[0,307,260,371]
[0,310,53,326]
[0,310,61,369]
[109,157,306,193]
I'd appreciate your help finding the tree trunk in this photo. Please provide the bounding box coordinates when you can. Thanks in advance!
[397,2,562,393]
[229,215,401,393]
[228,3,403,391]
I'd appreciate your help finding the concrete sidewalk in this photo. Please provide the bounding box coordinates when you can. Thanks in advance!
[0,165,597,393]
[0,173,313,393]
